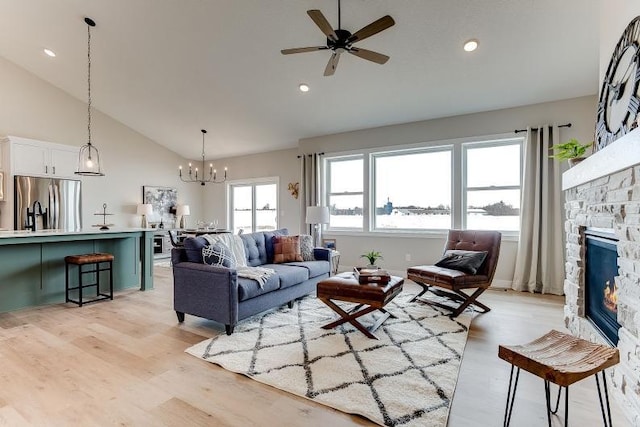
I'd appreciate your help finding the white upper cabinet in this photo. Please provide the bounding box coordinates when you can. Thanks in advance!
[7,137,79,178]
[49,146,80,177]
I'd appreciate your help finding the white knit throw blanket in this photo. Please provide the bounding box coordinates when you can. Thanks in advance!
[202,234,275,288]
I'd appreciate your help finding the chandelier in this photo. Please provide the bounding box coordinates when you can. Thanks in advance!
[179,129,227,186]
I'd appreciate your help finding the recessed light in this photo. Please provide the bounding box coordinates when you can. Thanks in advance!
[43,48,56,57]
[463,39,478,52]
[299,83,310,93]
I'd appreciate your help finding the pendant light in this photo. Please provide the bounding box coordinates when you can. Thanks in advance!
[178,129,228,186]
[76,17,104,176]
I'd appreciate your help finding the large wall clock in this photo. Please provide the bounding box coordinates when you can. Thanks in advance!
[596,16,640,151]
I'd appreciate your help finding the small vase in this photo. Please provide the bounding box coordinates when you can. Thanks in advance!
[568,157,586,167]
[366,264,378,269]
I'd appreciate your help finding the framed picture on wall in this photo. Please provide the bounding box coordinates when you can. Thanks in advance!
[142,186,177,225]
[322,238,336,250]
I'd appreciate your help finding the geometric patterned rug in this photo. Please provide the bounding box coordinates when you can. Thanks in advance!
[185,292,474,427]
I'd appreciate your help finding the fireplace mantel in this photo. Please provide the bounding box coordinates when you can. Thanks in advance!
[562,128,640,190]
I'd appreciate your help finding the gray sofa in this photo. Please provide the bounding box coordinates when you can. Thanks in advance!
[171,229,330,334]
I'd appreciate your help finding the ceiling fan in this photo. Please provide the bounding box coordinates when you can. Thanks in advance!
[281,0,395,76]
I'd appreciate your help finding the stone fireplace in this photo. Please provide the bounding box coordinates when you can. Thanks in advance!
[563,129,640,425]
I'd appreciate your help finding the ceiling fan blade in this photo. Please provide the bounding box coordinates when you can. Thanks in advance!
[324,52,340,76]
[348,47,389,64]
[281,46,328,55]
[347,15,395,44]
[307,10,338,42]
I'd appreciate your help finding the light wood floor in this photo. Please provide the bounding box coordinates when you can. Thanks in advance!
[0,267,629,426]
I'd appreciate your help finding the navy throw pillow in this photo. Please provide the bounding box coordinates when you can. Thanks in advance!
[435,250,488,275]
[202,242,237,268]
[183,236,209,263]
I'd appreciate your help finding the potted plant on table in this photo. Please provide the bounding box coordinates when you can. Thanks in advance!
[361,251,383,269]
[549,138,593,167]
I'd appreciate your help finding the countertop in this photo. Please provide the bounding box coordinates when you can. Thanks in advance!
[0,228,151,239]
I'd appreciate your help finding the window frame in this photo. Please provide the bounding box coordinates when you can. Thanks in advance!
[322,133,523,238]
[370,145,454,233]
[324,154,365,231]
[461,138,523,232]
[227,177,279,234]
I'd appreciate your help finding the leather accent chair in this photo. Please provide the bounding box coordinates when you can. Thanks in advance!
[407,229,501,317]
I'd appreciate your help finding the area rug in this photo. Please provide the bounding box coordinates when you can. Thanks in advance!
[185,292,474,427]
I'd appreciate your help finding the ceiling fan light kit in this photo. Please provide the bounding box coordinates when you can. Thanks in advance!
[281,0,394,76]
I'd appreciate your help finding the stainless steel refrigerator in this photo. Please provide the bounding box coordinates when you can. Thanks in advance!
[14,175,82,231]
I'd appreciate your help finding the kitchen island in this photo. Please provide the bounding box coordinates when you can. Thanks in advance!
[0,229,155,313]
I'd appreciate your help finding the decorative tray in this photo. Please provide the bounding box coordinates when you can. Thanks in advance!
[354,267,391,284]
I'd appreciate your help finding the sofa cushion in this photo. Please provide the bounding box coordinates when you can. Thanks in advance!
[240,232,266,267]
[285,260,330,278]
[261,264,310,289]
[435,250,488,275]
[202,242,237,268]
[299,234,315,261]
[273,235,303,263]
[240,229,288,267]
[183,236,208,263]
[237,274,281,301]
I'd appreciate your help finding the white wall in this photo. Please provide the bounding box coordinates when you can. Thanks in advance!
[0,56,203,229]
[599,1,640,84]
[299,96,597,284]
[202,148,301,233]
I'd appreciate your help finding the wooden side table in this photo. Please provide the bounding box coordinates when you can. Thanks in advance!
[499,330,619,427]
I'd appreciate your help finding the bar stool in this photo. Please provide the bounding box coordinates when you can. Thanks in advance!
[65,253,114,306]
[499,330,619,427]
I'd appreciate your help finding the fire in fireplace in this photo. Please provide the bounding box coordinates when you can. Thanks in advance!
[585,230,621,345]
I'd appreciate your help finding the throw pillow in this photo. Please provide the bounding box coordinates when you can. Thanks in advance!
[272,235,303,263]
[299,234,315,261]
[202,241,237,269]
[183,236,209,263]
[435,250,488,275]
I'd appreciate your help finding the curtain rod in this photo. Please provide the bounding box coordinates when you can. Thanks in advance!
[515,123,571,133]
[297,152,325,158]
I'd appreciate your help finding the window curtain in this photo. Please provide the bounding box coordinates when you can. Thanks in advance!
[299,153,321,234]
[512,125,565,295]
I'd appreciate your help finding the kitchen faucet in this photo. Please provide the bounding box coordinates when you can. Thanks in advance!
[25,201,48,231]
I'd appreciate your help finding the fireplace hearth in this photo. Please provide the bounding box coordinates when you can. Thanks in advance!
[585,232,621,345]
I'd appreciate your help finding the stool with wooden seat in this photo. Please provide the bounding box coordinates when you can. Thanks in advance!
[65,253,114,306]
[499,330,619,427]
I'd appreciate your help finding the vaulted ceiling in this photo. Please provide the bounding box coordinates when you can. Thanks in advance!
[0,1,598,160]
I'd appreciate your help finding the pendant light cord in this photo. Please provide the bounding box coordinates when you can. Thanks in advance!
[87,22,92,147]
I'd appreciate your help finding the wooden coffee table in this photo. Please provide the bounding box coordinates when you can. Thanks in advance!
[316,272,404,339]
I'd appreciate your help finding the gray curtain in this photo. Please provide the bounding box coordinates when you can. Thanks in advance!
[300,153,321,234]
[512,125,565,295]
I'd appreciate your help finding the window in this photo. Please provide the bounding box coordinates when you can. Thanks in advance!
[373,148,452,230]
[323,136,522,234]
[326,156,364,229]
[229,180,278,234]
[463,140,521,231]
